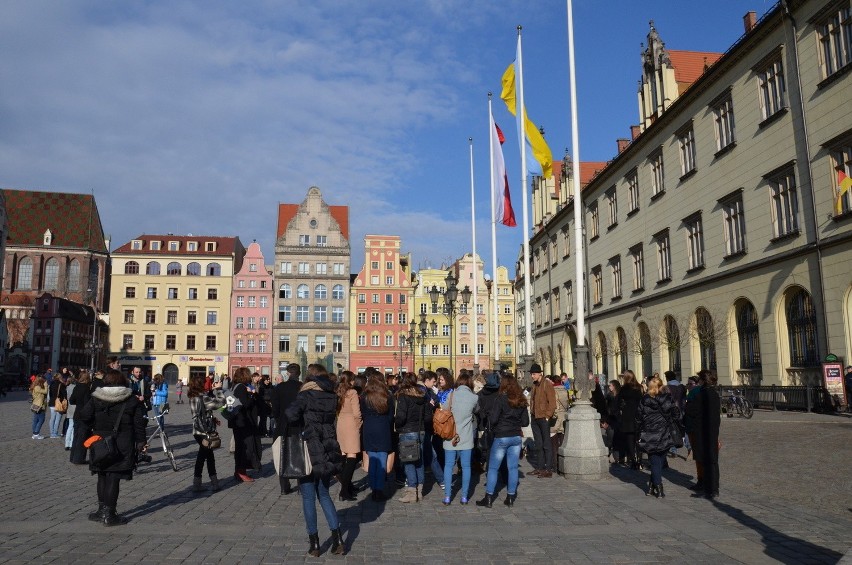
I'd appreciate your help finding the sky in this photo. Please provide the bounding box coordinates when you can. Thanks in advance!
[0,0,776,277]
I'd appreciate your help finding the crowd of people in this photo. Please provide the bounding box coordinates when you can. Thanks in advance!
[24,358,723,556]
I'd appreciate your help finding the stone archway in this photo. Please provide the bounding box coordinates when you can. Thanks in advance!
[163,363,180,386]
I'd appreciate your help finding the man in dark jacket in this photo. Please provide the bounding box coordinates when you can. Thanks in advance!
[271,364,303,494]
[692,370,721,499]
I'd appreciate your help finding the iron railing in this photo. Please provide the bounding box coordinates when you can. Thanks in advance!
[718,385,837,413]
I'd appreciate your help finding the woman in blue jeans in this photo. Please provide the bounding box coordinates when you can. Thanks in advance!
[360,372,394,502]
[30,377,48,439]
[150,374,168,428]
[477,374,529,508]
[441,371,478,505]
[394,373,433,503]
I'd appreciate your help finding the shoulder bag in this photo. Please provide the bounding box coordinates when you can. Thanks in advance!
[87,401,128,468]
[196,397,221,449]
[432,391,457,440]
[220,384,244,422]
[398,399,423,463]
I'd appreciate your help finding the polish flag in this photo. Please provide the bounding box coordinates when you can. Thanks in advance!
[491,112,516,227]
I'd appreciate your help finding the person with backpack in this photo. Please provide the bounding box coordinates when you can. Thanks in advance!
[189,375,224,492]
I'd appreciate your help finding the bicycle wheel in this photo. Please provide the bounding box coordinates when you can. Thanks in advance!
[162,432,179,472]
[742,399,754,419]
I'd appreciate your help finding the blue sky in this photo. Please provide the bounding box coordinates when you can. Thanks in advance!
[0,0,775,275]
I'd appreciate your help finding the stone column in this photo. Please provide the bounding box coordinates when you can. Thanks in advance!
[558,345,608,478]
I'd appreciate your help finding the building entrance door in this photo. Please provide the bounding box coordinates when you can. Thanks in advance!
[163,363,179,385]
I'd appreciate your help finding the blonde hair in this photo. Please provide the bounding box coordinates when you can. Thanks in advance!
[647,376,664,397]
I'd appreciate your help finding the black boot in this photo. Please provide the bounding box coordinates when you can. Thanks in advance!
[88,503,106,522]
[330,528,345,555]
[657,484,665,498]
[503,493,517,507]
[645,479,654,496]
[475,493,495,508]
[338,458,358,501]
[102,507,127,527]
[307,533,321,557]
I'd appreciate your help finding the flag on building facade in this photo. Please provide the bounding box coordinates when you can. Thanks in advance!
[491,113,516,227]
[500,61,553,179]
[837,168,852,215]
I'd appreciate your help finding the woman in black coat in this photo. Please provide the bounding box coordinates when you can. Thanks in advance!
[692,370,721,499]
[69,370,93,464]
[635,376,681,497]
[79,369,146,526]
[615,370,643,469]
[271,371,302,495]
[228,367,260,482]
[394,373,433,503]
[285,364,345,557]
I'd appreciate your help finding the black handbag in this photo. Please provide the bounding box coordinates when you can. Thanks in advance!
[280,430,312,478]
[90,401,127,469]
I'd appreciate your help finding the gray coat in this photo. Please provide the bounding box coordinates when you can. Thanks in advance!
[442,385,478,451]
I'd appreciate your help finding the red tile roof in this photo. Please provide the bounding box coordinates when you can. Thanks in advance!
[668,50,723,95]
[276,203,349,242]
[2,189,108,252]
[552,160,610,196]
[112,234,243,256]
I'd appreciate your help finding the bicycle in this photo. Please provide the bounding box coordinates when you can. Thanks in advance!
[139,404,178,471]
[724,389,754,419]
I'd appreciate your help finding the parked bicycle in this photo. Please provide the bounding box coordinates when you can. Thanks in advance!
[723,389,754,419]
[139,404,178,471]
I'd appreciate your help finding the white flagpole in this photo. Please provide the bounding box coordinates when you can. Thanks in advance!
[469,136,479,372]
[567,2,585,357]
[489,95,500,369]
[517,26,534,361]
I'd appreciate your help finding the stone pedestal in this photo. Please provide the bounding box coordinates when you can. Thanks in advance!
[557,402,609,478]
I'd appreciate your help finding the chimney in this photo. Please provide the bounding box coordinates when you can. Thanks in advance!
[630,125,641,140]
[617,138,630,154]
[743,11,757,33]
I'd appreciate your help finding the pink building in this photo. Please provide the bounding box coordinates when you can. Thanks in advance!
[229,242,273,376]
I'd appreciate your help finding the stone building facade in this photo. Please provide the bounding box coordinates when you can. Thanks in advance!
[228,241,273,376]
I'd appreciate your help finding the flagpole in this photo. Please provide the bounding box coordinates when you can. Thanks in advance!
[489,94,500,369]
[516,26,534,364]
[469,137,480,374]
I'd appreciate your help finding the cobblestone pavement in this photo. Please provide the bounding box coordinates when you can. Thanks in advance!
[0,391,849,564]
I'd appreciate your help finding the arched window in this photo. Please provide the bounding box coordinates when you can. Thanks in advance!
[43,258,59,291]
[186,262,201,276]
[206,263,221,276]
[166,262,182,276]
[638,322,653,379]
[297,284,310,299]
[616,327,628,373]
[332,284,344,300]
[16,257,33,290]
[663,315,682,375]
[736,301,761,369]
[786,289,819,367]
[596,331,608,377]
[695,308,717,371]
[124,261,140,275]
[146,261,161,275]
[67,260,80,291]
[279,283,291,299]
[315,284,327,300]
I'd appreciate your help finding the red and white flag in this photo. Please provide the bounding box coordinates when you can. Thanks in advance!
[490,111,516,227]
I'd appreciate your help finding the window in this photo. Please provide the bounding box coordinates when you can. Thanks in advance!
[297,284,309,299]
[298,262,310,274]
[249,280,256,288]
[332,285,344,300]
[238,280,245,289]
[187,311,197,325]
[144,335,154,350]
[721,193,747,256]
[145,310,156,324]
[187,262,201,276]
[188,288,198,300]
[589,203,599,239]
[678,125,696,176]
[592,267,603,306]
[280,261,292,274]
[186,335,196,350]
[505,324,513,336]
[398,313,407,324]
[207,288,218,300]
[278,306,291,322]
[315,335,326,352]
[206,336,216,351]
[606,188,618,227]
[187,241,197,252]
[166,262,182,276]
[147,287,157,299]
[206,263,222,276]
[384,313,393,324]
[460,323,469,334]
[206,311,217,325]
[817,6,852,79]
[477,323,485,335]
[259,339,267,353]
[131,240,142,250]
[610,256,622,299]
[150,241,161,251]
[736,301,761,369]
[16,257,33,290]
[333,263,345,275]
[42,258,58,290]
[561,228,570,257]
[357,334,366,347]
[385,293,393,304]
[235,317,244,329]
[333,335,343,353]
[279,335,290,353]
[296,306,309,322]
[124,310,135,324]
[770,170,799,238]
[167,310,177,324]
[249,263,257,272]
[357,312,366,324]
[248,296,256,308]
[123,261,140,275]
[235,339,243,353]
[165,287,178,300]
[787,289,819,367]
[651,151,665,197]
[332,307,344,323]
[316,263,327,275]
[358,293,366,304]
[372,294,379,304]
[477,344,485,354]
[260,317,267,329]
[476,304,484,315]
[386,276,394,286]
[460,344,469,354]
[166,335,176,350]
[260,297,268,308]
[685,214,705,270]
[247,317,255,329]
[299,235,310,246]
[758,57,786,120]
[655,231,671,282]
[713,96,735,152]
[371,261,379,270]
[371,313,379,324]
[123,334,133,349]
[831,143,852,215]
[236,296,245,308]
[316,235,327,247]
[371,334,380,347]
[279,284,291,299]
[247,339,255,353]
[627,171,639,213]
[315,284,327,300]
[371,276,380,285]
[297,335,307,352]
[504,304,511,314]
[442,325,450,337]
[385,334,393,347]
[314,306,327,322]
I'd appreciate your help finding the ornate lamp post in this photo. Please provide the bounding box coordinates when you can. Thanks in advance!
[87,288,101,372]
[408,313,430,373]
[428,272,471,376]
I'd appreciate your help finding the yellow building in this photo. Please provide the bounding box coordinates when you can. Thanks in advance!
[491,265,517,372]
[108,235,245,383]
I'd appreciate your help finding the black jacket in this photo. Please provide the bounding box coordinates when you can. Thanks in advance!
[394,391,433,434]
[489,394,530,438]
[285,376,343,478]
[69,382,92,421]
[271,379,302,438]
[635,392,681,454]
[476,387,501,432]
[226,382,256,430]
[616,386,643,433]
[48,380,67,405]
[80,386,146,474]
[691,386,721,464]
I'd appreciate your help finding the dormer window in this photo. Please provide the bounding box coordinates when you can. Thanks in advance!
[131,240,143,250]
[168,241,180,251]
[187,241,197,252]
[43,229,53,246]
[150,241,161,251]
[205,241,216,252]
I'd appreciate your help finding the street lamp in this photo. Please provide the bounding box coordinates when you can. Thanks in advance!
[408,313,431,373]
[428,272,471,376]
[86,288,101,372]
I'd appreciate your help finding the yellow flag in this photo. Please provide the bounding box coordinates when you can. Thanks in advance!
[501,62,553,179]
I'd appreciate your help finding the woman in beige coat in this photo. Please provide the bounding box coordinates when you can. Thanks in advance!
[336,371,364,501]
